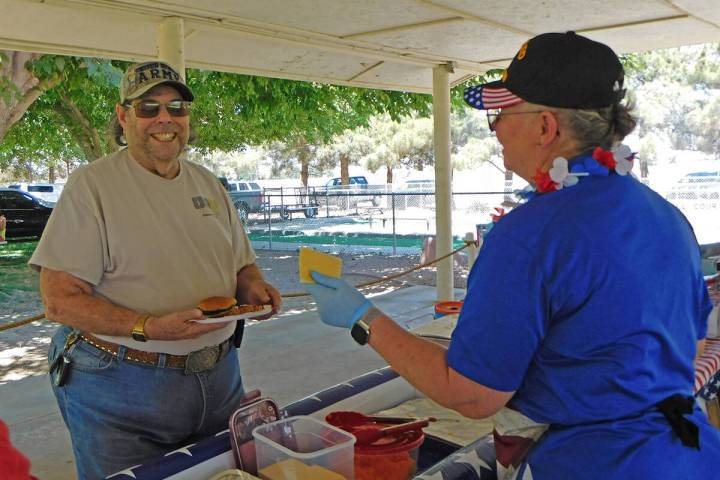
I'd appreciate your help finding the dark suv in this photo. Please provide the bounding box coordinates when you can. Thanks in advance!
[0,188,54,239]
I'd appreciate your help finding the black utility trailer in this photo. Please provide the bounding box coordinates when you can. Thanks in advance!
[261,186,319,220]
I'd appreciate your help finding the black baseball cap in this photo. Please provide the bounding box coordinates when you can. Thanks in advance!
[464,32,625,110]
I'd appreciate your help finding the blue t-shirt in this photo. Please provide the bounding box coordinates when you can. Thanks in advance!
[447,157,720,478]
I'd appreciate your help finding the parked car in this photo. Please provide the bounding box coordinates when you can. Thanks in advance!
[317,175,382,208]
[397,179,435,208]
[218,177,265,222]
[401,179,434,191]
[7,182,64,206]
[0,188,54,239]
[666,171,720,209]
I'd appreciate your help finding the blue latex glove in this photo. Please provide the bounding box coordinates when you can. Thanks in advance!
[304,271,373,329]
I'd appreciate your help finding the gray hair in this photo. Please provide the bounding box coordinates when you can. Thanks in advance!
[108,114,126,146]
[552,97,637,151]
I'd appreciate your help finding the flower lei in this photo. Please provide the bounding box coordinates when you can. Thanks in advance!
[532,145,636,193]
[490,207,505,223]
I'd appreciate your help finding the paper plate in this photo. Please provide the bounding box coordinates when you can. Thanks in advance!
[192,305,272,324]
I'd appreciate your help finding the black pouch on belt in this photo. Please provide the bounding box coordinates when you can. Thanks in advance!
[232,319,245,348]
[657,394,700,450]
[50,330,80,387]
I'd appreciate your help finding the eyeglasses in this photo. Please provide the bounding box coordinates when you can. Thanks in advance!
[486,109,545,132]
[125,100,192,118]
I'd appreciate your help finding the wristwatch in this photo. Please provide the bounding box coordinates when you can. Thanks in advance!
[350,307,384,345]
[131,314,151,342]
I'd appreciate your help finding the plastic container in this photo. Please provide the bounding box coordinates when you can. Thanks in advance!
[353,429,424,480]
[253,415,355,479]
[434,300,463,318]
[325,412,426,480]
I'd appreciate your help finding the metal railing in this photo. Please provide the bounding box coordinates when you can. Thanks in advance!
[245,188,512,255]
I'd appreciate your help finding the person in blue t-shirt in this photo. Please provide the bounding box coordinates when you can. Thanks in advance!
[305,31,720,479]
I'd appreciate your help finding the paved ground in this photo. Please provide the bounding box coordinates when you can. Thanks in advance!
[0,248,468,384]
[0,247,469,479]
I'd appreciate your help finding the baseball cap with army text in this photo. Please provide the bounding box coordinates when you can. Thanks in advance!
[120,61,194,104]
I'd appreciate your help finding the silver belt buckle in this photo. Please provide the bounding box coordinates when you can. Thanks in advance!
[184,345,220,374]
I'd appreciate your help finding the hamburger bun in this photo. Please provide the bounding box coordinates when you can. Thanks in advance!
[198,296,237,318]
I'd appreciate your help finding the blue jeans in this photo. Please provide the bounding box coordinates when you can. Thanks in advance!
[48,326,245,480]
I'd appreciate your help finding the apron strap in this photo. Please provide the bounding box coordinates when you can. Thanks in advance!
[657,394,700,450]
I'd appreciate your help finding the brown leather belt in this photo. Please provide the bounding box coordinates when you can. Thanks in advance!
[80,333,232,373]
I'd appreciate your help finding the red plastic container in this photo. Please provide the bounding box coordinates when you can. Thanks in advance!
[326,412,425,480]
[353,429,424,480]
[434,300,463,318]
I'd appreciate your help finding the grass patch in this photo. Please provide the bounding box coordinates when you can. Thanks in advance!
[248,232,466,249]
[0,240,39,297]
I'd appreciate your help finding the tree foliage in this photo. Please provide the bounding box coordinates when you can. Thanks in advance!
[0,51,61,144]
[3,44,719,183]
[361,114,434,184]
[0,55,123,180]
[622,44,720,157]
[1,53,434,181]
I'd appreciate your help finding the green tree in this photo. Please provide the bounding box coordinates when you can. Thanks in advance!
[265,137,320,186]
[316,128,375,184]
[622,43,720,159]
[623,44,720,88]
[688,95,720,156]
[0,55,123,179]
[0,51,62,143]
[1,54,434,182]
[362,114,434,184]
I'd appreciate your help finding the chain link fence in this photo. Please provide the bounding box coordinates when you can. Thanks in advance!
[244,186,513,255]
[241,180,719,261]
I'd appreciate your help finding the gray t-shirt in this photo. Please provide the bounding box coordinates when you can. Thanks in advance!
[30,149,256,354]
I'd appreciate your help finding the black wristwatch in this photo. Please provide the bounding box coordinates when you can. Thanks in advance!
[350,307,384,345]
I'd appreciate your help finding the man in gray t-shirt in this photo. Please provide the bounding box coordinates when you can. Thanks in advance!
[30,61,281,480]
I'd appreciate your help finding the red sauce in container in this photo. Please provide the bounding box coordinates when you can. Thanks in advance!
[353,429,424,480]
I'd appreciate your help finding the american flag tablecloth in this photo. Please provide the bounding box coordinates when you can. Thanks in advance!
[695,277,720,400]
[696,337,720,400]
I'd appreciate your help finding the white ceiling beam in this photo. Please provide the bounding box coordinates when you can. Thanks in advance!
[346,61,385,83]
[46,0,486,71]
[412,0,535,36]
[0,37,148,63]
[186,59,435,94]
[666,0,720,29]
[342,17,466,40]
[577,14,690,33]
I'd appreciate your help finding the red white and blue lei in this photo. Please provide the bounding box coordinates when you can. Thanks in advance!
[532,144,636,193]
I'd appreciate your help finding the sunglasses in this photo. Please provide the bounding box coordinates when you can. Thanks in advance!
[486,109,545,132]
[125,100,192,118]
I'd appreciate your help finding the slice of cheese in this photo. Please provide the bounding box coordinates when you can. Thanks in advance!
[299,247,342,284]
[258,458,346,480]
[305,465,346,479]
[258,458,307,480]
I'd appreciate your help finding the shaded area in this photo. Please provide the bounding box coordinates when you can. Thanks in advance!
[1,247,468,384]
[0,240,54,384]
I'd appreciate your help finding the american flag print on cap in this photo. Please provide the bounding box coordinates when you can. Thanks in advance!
[464,84,524,110]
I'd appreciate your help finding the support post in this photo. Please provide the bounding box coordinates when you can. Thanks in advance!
[157,17,185,77]
[465,232,479,271]
[433,63,454,301]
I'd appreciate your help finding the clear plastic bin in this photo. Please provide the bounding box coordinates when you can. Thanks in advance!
[253,415,355,479]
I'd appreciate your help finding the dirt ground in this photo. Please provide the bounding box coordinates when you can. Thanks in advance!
[0,249,468,384]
